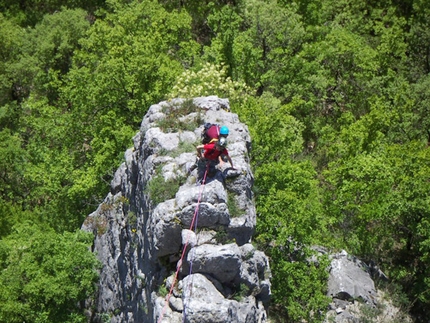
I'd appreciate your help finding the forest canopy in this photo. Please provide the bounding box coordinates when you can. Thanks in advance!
[0,0,429,322]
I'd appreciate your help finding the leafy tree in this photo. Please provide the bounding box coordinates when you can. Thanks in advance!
[255,159,328,246]
[0,14,24,131]
[0,224,100,323]
[160,0,244,46]
[65,0,198,126]
[410,75,430,144]
[169,62,249,104]
[0,10,93,231]
[0,0,105,26]
[254,157,331,322]
[386,143,430,319]
[16,8,91,103]
[17,96,83,230]
[204,0,306,95]
[321,101,430,317]
[204,4,244,78]
[0,129,27,203]
[323,151,396,256]
[242,0,306,91]
[234,94,332,322]
[60,0,199,221]
[269,246,330,323]
[0,14,22,99]
[407,0,430,78]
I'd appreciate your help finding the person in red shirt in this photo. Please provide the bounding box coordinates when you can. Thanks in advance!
[194,137,234,183]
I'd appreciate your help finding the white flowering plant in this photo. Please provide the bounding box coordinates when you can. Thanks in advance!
[169,63,250,103]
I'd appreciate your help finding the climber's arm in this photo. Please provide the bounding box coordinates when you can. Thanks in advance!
[196,144,204,158]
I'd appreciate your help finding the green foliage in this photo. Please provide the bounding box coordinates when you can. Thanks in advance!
[57,1,200,219]
[268,246,330,323]
[0,129,27,203]
[0,224,100,323]
[231,283,250,302]
[407,0,430,78]
[65,0,199,126]
[226,193,243,218]
[0,200,30,239]
[16,96,87,231]
[146,171,187,206]
[18,8,91,102]
[246,95,306,165]
[0,0,105,27]
[323,151,396,256]
[1,0,430,320]
[169,63,250,104]
[156,99,202,133]
[214,227,234,245]
[204,0,306,97]
[0,14,24,109]
[409,75,430,141]
[255,159,328,247]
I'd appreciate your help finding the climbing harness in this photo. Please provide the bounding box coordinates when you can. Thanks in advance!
[157,165,209,323]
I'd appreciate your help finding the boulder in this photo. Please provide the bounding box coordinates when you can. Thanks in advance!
[327,250,377,305]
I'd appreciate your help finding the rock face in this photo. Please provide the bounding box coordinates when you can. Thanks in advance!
[325,250,411,323]
[327,250,377,305]
[82,96,271,323]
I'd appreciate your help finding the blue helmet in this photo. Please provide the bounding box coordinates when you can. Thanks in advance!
[220,126,229,136]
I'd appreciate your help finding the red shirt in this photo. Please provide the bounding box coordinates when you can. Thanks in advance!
[202,143,229,161]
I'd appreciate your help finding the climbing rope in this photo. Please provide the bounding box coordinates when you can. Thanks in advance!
[157,165,208,323]
[182,168,205,323]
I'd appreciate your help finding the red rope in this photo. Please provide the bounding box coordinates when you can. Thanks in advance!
[157,165,208,323]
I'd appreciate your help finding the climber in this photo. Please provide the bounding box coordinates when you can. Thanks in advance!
[188,124,230,174]
[194,137,234,183]
[201,123,229,144]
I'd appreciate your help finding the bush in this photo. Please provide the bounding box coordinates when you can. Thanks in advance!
[0,224,100,323]
[146,173,187,206]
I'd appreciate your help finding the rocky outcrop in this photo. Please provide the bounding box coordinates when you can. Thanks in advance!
[82,96,271,323]
[327,250,378,305]
[325,250,411,323]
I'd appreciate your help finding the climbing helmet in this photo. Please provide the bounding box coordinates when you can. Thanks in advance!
[220,126,229,136]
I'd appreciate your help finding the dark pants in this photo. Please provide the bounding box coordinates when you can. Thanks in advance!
[197,159,218,183]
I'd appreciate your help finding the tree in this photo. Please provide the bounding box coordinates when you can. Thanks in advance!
[0,224,99,323]
[0,0,105,27]
[204,0,306,96]
[320,100,430,317]
[169,62,249,104]
[407,0,430,78]
[61,0,199,218]
[0,14,24,130]
[16,8,91,103]
[233,93,332,322]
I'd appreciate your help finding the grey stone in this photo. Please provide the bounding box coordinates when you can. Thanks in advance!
[82,96,270,323]
[186,243,241,283]
[327,250,377,305]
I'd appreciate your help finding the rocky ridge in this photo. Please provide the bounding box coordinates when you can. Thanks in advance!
[82,96,271,323]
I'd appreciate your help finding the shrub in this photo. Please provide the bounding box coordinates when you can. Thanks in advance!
[156,99,203,133]
[146,173,187,206]
[169,63,250,104]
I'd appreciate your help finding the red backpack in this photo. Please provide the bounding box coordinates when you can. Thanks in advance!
[201,123,220,144]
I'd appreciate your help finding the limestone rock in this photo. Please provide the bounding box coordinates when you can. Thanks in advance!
[82,96,271,323]
[325,250,412,323]
[327,250,377,305]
